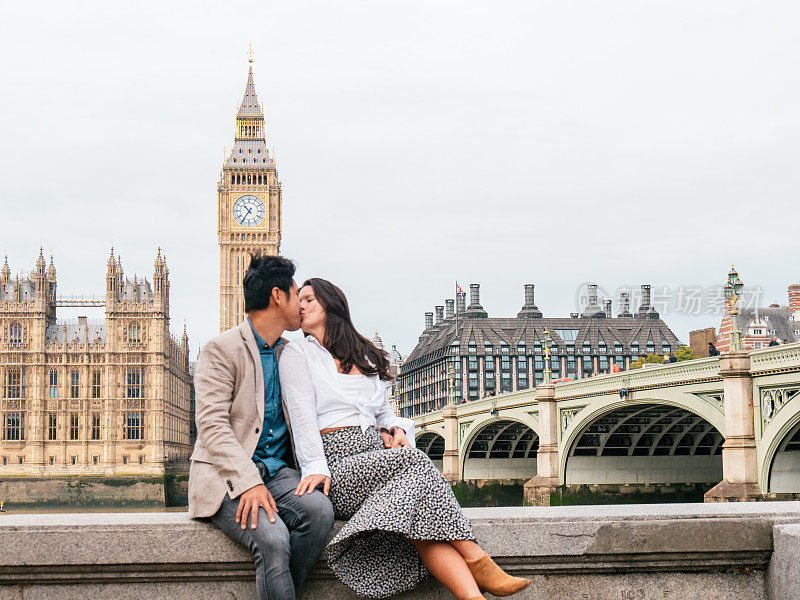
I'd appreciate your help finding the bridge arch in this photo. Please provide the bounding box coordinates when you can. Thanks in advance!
[416,431,445,470]
[761,389,800,492]
[560,399,723,486]
[459,417,538,480]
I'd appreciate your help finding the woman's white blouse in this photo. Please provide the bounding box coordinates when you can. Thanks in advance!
[278,335,415,479]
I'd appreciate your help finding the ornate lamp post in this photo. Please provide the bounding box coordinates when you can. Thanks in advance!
[446,362,457,406]
[543,328,552,385]
[724,265,744,353]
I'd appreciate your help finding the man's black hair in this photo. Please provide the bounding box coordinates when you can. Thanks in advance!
[243,254,296,312]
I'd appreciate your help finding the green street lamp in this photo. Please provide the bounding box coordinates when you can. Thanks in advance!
[724,265,744,353]
[543,328,552,385]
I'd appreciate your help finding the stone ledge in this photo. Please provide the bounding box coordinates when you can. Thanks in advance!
[3,502,800,599]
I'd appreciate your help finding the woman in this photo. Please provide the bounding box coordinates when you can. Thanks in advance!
[279,278,531,600]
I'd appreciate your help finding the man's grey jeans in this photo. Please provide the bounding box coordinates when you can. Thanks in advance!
[211,464,334,600]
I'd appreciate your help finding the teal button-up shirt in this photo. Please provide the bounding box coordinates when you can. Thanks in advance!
[249,320,289,477]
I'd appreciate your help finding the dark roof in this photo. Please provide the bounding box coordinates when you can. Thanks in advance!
[404,315,682,366]
[739,307,799,342]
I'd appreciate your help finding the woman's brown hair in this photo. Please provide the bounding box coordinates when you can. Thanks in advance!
[302,278,392,381]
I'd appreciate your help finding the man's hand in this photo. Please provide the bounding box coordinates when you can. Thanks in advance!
[294,474,331,496]
[236,483,278,529]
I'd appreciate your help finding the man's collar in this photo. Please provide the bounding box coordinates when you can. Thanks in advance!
[248,318,282,351]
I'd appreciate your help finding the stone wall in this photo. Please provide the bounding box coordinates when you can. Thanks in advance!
[566,454,722,484]
[3,502,800,599]
[463,457,537,479]
[770,451,800,493]
[0,472,190,509]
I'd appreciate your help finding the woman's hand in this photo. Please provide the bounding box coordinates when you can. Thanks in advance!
[294,474,331,496]
[388,428,412,448]
[379,429,394,448]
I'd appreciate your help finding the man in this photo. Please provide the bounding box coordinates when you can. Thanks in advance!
[189,255,334,600]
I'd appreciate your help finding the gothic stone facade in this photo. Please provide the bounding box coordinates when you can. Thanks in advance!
[0,249,192,475]
[397,283,681,418]
[219,59,282,331]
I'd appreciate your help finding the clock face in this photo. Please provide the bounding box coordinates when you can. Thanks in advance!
[233,195,265,227]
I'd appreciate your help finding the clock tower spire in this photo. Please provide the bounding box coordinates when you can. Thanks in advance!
[218,54,282,331]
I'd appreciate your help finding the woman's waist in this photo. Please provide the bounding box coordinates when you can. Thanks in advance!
[317,411,377,431]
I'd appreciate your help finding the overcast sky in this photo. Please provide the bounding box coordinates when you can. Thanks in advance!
[1,1,798,357]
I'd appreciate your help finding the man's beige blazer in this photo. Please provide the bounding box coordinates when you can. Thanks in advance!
[188,320,295,518]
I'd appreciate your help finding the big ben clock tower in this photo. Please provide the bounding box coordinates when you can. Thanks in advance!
[218,54,282,331]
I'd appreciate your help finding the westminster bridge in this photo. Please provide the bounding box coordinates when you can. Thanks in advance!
[412,343,800,503]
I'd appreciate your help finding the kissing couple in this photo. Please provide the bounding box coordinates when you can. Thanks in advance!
[188,254,531,599]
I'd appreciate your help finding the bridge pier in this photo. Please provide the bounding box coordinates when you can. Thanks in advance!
[524,383,559,505]
[442,404,460,482]
[706,352,764,502]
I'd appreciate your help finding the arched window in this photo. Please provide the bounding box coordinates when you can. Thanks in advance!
[128,322,141,345]
[247,174,251,184]
[231,174,235,185]
[9,322,22,346]
[258,175,262,185]
[236,174,241,184]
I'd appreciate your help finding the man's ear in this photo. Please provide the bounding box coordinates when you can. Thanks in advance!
[271,286,284,307]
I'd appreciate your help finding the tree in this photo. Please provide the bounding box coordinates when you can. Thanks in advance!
[674,344,696,362]
[629,354,664,369]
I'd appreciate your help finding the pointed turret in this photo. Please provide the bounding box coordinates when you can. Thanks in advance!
[154,247,168,296]
[35,247,46,274]
[181,323,189,349]
[47,254,57,302]
[47,255,56,280]
[237,62,263,118]
[106,248,120,303]
[33,248,47,303]
[1,255,9,284]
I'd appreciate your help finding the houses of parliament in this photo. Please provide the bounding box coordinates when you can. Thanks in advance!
[0,58,279,475]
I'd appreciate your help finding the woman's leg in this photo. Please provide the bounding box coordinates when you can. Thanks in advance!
[450,540,532,597]
[411,539,482,599]
[450,539,486,561]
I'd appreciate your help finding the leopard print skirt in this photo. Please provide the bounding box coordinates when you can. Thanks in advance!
[322,426,474,598]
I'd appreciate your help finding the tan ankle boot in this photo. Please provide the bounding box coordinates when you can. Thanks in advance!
[465,554,531,597]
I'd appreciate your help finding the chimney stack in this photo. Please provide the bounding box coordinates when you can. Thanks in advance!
[445,299,455,319]
[517,283,543,318]
[456,292,466,314]
[464,283,488,318]
[424,312,434,330]
[789,284,800,312]
[604,300,612,318]
[581,283,604,318]
[469,284,480,307]
[435,306,444,325]
[618,291,633,317]
[636,284,659,318]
